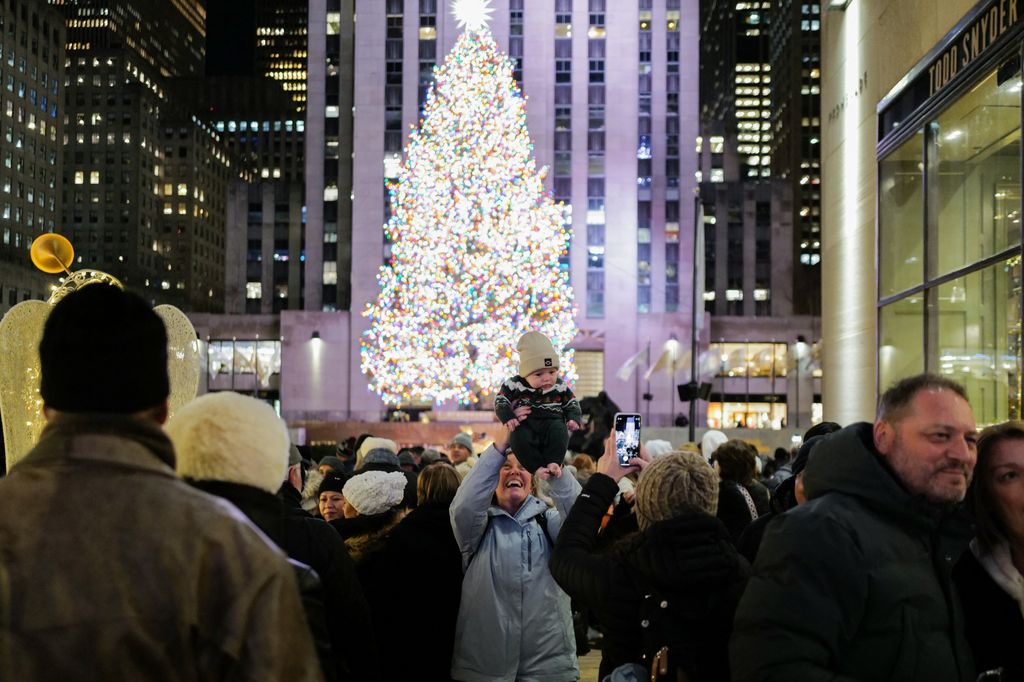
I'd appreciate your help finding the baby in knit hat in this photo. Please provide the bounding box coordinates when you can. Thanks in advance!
[494,331,583,474]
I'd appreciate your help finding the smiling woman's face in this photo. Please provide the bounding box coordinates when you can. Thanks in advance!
[495,454,531,513]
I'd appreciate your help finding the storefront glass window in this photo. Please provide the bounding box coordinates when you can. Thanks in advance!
[932,69,1021,279]
[709,341,788,377]
[879,131,924,298]
[879,294,924,392]
[931,257,1022,426]
[706,401,787,430]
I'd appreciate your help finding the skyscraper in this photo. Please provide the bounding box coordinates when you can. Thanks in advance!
[697,0,822,429]
[56,0,231,311]
[297,0,701,423]
[0,1,65,313]
[769,0,821,315]
[202,0,309,315]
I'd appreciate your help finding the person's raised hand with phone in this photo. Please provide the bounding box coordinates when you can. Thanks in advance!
[596,432,649,481]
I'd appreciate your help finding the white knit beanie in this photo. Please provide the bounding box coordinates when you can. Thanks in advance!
[355,436,398,469]
[342,470,407,516]
[167,392,289,494]
[517,330,559,377]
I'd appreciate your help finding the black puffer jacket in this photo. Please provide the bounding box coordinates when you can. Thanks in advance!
[551,474,748,681]
[358,502,463,682]
[730,423,976,682]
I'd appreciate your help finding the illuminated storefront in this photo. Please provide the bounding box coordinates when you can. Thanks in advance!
[875,0,1023,424]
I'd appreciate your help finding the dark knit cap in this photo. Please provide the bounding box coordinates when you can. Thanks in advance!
[318,471,348,497]
[318,455,346,472]
[39,284,169,413]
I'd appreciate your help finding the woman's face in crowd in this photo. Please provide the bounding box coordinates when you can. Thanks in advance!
[319,491,345,522]
[342,496,359,519]
[495,454,531,510]
[986,438,1024,543]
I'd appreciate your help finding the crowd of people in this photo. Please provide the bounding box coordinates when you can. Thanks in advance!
[1,284,1022,682]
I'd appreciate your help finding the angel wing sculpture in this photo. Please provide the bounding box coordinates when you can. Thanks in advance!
[0,234,200,471]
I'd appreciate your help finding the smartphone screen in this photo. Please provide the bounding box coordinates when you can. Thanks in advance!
[614,413,641,465]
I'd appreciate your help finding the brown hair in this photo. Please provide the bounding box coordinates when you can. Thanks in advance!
[876,373,968,423]
[967,420,1024,554]
[714,440,757,485]
[571,454,595,472]
[417,462,461,506]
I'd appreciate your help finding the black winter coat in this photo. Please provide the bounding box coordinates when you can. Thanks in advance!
[730,423,976,682]
[550,474,748,681]
[192,480,378,682]
[358,502,463,682]
[716,479,771,543]
[954,548,1024,681]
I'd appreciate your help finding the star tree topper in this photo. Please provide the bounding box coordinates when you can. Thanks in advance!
[452,0,494,32]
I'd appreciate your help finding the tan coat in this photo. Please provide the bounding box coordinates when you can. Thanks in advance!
[0,413,324,682]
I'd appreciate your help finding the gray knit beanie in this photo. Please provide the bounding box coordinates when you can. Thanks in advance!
[634,452,719,531]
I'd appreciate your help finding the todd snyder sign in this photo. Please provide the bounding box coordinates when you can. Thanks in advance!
[929,0,1021,96]
[880,0,1024,140]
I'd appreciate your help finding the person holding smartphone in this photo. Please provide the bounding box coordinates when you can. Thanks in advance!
[550,434,748,682]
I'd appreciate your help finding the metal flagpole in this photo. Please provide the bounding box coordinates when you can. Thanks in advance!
[688,191,702,442]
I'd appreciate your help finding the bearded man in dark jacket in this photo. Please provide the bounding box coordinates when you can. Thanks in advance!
[551,435,748,681]
[731,373,979,681]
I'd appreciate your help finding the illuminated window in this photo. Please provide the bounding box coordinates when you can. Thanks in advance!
[74,171,84,184]
[246,282,261,299]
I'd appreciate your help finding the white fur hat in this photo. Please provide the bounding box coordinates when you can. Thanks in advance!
[644,439,674,459]
[355,436,398,468]
[167,391,289,494]
[342,470,407,516]
[701,430,728,463]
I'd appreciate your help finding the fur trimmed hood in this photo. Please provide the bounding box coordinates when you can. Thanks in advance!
[341,510,406,563]
[166,392,290,494]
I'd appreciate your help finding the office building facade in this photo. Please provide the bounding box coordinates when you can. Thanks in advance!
[697,0,822,429]
[295,0,701,423]
[823,0,1023,426]
[0,1,65,313]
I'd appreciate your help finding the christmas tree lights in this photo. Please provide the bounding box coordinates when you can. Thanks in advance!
[361,16,577,406]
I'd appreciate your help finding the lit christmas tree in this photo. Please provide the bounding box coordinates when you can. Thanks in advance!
[361,0,577,406]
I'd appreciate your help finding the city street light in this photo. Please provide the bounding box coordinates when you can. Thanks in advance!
[794,335,808,428]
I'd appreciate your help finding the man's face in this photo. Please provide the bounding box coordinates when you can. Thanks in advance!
[449,444,471,464]
[318,464,334,477]
[495,454,531,511]
[874,388,977,506]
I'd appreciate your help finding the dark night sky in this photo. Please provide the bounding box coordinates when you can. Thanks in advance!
[205,0,258,76]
